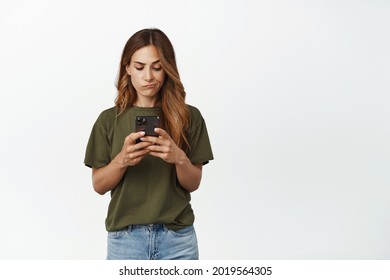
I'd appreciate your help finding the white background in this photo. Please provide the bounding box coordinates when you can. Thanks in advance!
[0,0,389,259]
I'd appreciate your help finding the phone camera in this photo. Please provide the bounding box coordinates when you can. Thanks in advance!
[136,117,147,126]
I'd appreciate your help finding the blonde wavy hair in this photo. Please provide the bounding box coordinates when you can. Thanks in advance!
[115,28,190,151]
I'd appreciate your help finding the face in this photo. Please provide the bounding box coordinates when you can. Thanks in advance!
[126,45,166,106]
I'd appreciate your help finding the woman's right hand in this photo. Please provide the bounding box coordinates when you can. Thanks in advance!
[91,131,152,195]
[115,131,152,167]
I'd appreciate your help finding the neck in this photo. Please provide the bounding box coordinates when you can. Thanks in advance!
[133,97,159,108]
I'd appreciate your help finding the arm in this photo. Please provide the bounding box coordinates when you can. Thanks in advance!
[91,157,127,195]
[143,128,202,193]
[175,153,203,192]
[92,131,151,195]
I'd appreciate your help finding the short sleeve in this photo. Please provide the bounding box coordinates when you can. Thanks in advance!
[187,106,214,165]
[84,110,113,169]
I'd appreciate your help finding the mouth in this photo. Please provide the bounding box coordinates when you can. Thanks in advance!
[144,84,156,88]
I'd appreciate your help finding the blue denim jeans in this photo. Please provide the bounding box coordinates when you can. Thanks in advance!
[106,224,199,260]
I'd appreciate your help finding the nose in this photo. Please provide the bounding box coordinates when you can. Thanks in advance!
[144,68,154,82]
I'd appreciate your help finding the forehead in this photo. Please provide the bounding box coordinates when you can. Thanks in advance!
[131,45,160,63]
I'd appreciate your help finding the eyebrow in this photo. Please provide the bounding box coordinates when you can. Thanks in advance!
[133,60,160,65]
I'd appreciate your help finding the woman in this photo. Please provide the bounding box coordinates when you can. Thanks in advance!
[84,28,213,260]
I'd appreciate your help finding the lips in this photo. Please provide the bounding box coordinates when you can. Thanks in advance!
[144,84,156,88]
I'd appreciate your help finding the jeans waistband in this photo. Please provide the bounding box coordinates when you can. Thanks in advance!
[129,224,165,231]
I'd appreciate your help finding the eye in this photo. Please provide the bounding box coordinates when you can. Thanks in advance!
[135,66,144,71]
[152,66,162,71]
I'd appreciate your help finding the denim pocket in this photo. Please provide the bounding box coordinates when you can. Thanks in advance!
[107,228,127,239]
[167,225,195,237]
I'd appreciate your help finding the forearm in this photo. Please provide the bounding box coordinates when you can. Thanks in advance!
[91,131,152,195]
[92,156,127,195]
[175,155,202,193]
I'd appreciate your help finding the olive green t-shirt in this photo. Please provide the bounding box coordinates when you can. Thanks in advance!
[84,105,213,231]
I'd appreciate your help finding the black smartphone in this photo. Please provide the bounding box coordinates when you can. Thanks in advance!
[135,116,160,143]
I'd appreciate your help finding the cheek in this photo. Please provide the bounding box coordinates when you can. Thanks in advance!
[156,72,166,83]
[130,75,141,87]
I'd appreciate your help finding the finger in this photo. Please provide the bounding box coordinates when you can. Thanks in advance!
[134,140,154,150]
[142,136,172,149]
[140,135,161,145]
[148,151,166,161]
[145,144,169,153]
[126,131,146,145]
[131,148,150,158]
[124,134,132,146]
[127,141,153,153]
[126,149,149,164]
[154,128,171,139]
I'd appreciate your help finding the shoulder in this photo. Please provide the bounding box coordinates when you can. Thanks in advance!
[94,106,117,128]
[96,106,117,121]
[187,104,209,133]
[97,106,117,119]
[187,104,204,122]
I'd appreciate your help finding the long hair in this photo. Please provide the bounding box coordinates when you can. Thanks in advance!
[115,28,190,151]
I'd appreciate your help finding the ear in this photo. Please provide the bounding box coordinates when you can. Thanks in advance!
[125,64,131,75]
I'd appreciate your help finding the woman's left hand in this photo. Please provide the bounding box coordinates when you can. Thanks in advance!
[141,128,186,164]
